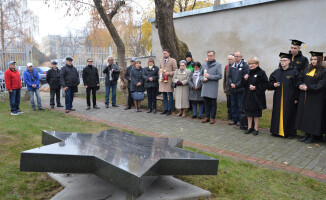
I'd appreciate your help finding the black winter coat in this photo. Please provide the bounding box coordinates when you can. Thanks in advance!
[241,67,268,111]
[228,60,249,93]
[130,67,145,92]
[269,64,302,137]
[125,65,134,88]
[103,64,120,85]
[295,66,326,136]
[142,66,159,88]
[82,65,99,88]
[289,51,309,74]
[60,64,80,88]
[46,68,61,89]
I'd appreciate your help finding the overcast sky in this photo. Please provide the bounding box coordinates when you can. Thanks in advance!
[28,0,240,44]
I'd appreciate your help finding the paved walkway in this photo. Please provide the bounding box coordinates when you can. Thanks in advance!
[40,92,326,182]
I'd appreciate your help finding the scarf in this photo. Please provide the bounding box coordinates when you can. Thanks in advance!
[193,70,200,86]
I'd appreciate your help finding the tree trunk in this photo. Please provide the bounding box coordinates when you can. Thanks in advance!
[154,0,189,62]
[93,0,128,94]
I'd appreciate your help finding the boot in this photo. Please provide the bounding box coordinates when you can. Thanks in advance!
[305,134,314,143]
[300,134,310,142]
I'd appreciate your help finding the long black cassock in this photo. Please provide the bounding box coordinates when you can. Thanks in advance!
[269,64,302,137]
[295,67,326,136]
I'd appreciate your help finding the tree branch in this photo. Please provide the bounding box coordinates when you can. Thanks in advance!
[108,0,125,20]
[75,0,95,8]
[192,0,197,10]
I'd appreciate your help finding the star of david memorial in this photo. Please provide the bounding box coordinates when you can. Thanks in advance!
[20,129,219,199]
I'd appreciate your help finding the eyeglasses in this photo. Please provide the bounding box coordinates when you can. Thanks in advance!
[108,60,114,61]
[88,61,93,62]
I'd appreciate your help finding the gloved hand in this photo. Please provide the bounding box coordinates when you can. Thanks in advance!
[177,81,182,86]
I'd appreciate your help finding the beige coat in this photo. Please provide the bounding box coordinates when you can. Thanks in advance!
[159,57,177,92]
[173,68,191,109]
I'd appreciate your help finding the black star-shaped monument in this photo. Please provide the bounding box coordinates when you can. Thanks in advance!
[20,129,219,197]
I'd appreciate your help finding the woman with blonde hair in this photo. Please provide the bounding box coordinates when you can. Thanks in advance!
[241,57,268,135]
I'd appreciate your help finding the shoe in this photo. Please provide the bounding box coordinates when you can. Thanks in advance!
[210,118,215,124]
[198,116,202,119]
[112,104,119,107]
[177,111,182,116]
[166,111,171,116]
[70,108,76,111]
[253,130,259,136]
[138,109,142,112]
[153,109,156,114]
[202,118,210,123]
[228,121,236,125]
[17,110,24,114]
[192,115,197,119]
[236,121,240,126]
[124,107,131,110]
[32,108,36,111]
[86,106,91,110]
[93,105,100,109]
[244,128,254,134]
[161,110,168,115]
[106,104,109,108]
[57,105,64,107]
[11,112,19,116]
[305,135,314,143]
[147,109,152,113]
[300,134,310,142]
[51,105,54,109]
[38,108,45,111]
[65,110,70,113]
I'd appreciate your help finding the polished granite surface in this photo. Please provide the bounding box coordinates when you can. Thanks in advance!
[20,129,219,197]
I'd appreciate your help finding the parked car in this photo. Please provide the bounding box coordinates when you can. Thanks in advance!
[34,67,50,85]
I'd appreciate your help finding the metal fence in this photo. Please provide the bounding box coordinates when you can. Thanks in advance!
[0,44,33,91]
[57,47,111,84]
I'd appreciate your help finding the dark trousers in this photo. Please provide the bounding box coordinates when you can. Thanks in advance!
[163,92,173,111]
[226,94,232,119]
[127,87,133,107]
[230,91,243,122]
[65,87,76,110]
[9,89,21,112]
[86,87,97,106]
[203,97,217,119]
[147,87,157,110]
[50,88,61,106]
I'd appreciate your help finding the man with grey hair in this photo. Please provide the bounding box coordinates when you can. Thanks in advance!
[103,56,120,108]
[228,51,249,126]
[201,50,222,124]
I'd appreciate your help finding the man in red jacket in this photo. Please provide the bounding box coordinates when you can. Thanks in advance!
[4,61,23,115]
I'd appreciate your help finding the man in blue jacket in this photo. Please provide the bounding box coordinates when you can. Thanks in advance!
[23,63,44,111]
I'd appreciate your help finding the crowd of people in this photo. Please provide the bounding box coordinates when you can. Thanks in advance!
[4,39,326,143]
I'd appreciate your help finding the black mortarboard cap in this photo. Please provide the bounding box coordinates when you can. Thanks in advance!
[309,51,324,57]
[279,52,292,59]
[290,39,304,46]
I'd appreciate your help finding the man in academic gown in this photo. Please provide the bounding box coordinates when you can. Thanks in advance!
[269,53,302,138]
[289,39,309,74]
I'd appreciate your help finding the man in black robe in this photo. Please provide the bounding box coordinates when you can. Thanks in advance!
[289,39,309,74]
[269,53,302,138]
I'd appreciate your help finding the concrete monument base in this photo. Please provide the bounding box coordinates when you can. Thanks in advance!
[49,173,211,200]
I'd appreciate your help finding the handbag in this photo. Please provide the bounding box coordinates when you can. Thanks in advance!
[132,92,145,100]
[171,82,177,88]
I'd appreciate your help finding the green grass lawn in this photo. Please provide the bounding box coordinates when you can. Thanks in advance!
[80,91,273,128]
[0,101,325,199]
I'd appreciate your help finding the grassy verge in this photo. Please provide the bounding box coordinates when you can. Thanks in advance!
[1,101,325,200]
[0,102,109,200]
[78,91,273,128]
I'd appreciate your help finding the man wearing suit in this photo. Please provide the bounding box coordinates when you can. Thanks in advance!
[159,49,177,116]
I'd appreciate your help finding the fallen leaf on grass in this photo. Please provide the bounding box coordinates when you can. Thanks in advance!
[307,147,313,149]
[283,162,288,165]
